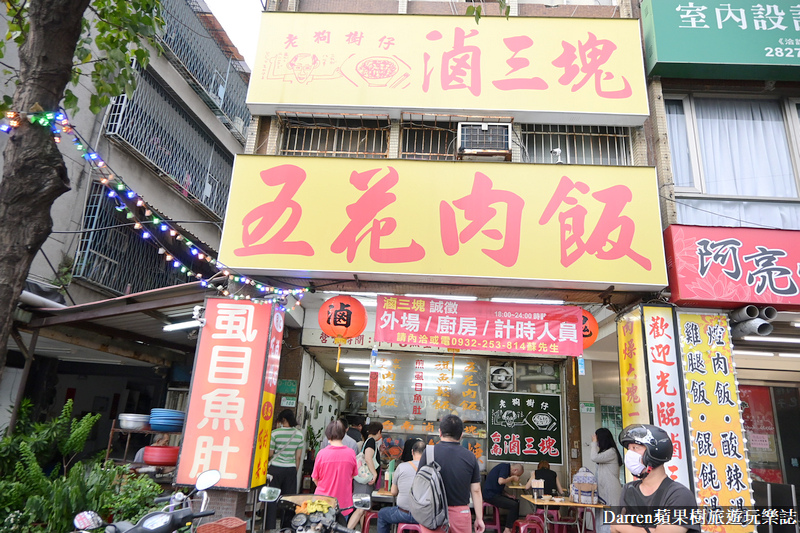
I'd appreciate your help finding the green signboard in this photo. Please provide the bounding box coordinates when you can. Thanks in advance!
[641,0,800,80]
[277,379,298,395]
[487,392,562,465]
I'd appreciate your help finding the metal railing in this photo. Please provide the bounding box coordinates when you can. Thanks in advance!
[279,115,390,158]
[73,182,187,295]
[105,66,235,219]
[159,0,251,142]
[520,124,631,166]
[400,120,458,161]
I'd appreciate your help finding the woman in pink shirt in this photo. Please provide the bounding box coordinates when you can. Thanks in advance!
[312,419,358,521]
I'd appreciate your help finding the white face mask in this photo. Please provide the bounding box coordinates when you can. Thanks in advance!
[624,449,647,477]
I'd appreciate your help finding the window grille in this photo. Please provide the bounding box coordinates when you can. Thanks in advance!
[279,116,390,158]
[105,67,235,219]
[400,120,458,160]
[520,124,631,166]
[159,0,251,136]
[73,182,187,295]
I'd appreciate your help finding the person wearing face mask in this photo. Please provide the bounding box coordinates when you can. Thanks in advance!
[610,424,699,533]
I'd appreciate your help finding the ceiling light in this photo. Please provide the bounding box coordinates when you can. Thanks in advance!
[741,336,800,344]
[791,322,800,328]
[343,368,371,374]
[778,353,800,358]
[336,358,371,365]
[350,376,370,381]
[732,350,775,357]
[163,320,201,331]
[490,297,565,305]
[353,382,369,387]
[405,294,478,301]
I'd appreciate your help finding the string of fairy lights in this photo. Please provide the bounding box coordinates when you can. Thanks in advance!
[2,108,307,311]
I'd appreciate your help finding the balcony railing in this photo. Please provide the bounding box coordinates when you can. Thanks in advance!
[159,0,251,142]
[105,66,235,219]
[73,182,187,295]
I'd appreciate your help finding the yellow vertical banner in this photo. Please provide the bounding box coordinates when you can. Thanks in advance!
[617,307,650,428]
[676,312,755,533]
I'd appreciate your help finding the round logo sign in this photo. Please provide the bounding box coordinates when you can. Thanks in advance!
[261,400,274,421]
[582,309,599,349]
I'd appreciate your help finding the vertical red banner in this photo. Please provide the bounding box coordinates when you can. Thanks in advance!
[176,299,272,489]
[368,371,379,403]
[251,308,286,486]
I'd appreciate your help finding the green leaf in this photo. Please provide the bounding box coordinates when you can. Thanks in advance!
[474,5,482,24]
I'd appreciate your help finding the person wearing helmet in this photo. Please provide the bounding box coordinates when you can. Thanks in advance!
[609,424,699,533]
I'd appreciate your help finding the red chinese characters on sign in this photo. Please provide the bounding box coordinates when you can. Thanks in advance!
[331,167,425,263]
[539,176,651,270]
[277,26,633,100]
[440,172,525,267]
[552,32,632,99]
[376,295,582,356]
[235,165,313,258]
[177,300,272,489]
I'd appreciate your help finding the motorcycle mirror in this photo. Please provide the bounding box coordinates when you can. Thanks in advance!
[74,511,104,530]
[196,469,222,491]
[258,486,282,502]
[352,493,371,510]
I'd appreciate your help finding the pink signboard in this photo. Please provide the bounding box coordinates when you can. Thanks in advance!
[665,224,800,309]
[375,295,582,356]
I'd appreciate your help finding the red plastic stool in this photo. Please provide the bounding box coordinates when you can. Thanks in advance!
[513,519,544,533]
[534,509,567,533]
[397,524,423,533]
[483,502,502,533]
[362,510,380,533]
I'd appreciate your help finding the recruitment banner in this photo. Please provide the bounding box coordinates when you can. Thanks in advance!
[677,311,755,528]
[375,295,582,356]
[487,392,562,464]
[176,299,272,490]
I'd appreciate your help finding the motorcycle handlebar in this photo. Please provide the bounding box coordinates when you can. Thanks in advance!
[153,496,172,503]
[194,511,216,518]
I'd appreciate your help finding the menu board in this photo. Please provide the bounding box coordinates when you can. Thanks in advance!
[487,391,562,465]
[371,352,487,422]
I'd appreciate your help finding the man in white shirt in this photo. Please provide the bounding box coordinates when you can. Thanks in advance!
[377,439,426,533]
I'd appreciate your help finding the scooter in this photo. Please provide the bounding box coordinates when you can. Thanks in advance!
[257,487,371,533]
[73,469,221,533]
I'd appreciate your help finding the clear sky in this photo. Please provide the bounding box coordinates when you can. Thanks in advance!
[205,0,263,69]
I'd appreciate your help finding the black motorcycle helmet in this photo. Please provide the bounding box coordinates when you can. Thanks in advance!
[619,424,673,468]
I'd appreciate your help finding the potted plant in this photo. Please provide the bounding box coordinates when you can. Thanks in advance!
[306,424,322,460]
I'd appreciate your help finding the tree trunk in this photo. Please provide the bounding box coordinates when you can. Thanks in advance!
[0,0,91,381]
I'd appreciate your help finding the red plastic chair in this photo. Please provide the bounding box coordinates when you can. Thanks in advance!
[362,510,380,533]
[483,502,502,533]
[513,519,544,533]
[397,524,423,533]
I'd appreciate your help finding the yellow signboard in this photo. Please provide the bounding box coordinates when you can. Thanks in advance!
[617,307,650,426]
[677,312,754,533]
[248,13,649,125]
[251,391,276,487]
[219,156,667,290]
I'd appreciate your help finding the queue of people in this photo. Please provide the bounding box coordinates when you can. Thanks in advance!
[269,413,697,533]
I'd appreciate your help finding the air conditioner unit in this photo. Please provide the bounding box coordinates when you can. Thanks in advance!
[323,378,346,400]
[457,122,512,161]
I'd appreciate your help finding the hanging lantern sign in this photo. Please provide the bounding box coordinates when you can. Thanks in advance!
[318,295,368,371]
[582,309,599,349]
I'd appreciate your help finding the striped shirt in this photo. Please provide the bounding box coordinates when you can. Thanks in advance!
[270,426,304,467]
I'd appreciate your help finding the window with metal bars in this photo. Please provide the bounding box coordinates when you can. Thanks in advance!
[279,116,390,158]
[400,120,458,160]
[520,124,631,166]
[73,182,187,295]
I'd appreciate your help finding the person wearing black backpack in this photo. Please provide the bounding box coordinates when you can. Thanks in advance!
[417,414,486,533]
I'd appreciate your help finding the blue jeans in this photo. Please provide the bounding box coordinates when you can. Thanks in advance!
[378,506,417,533]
